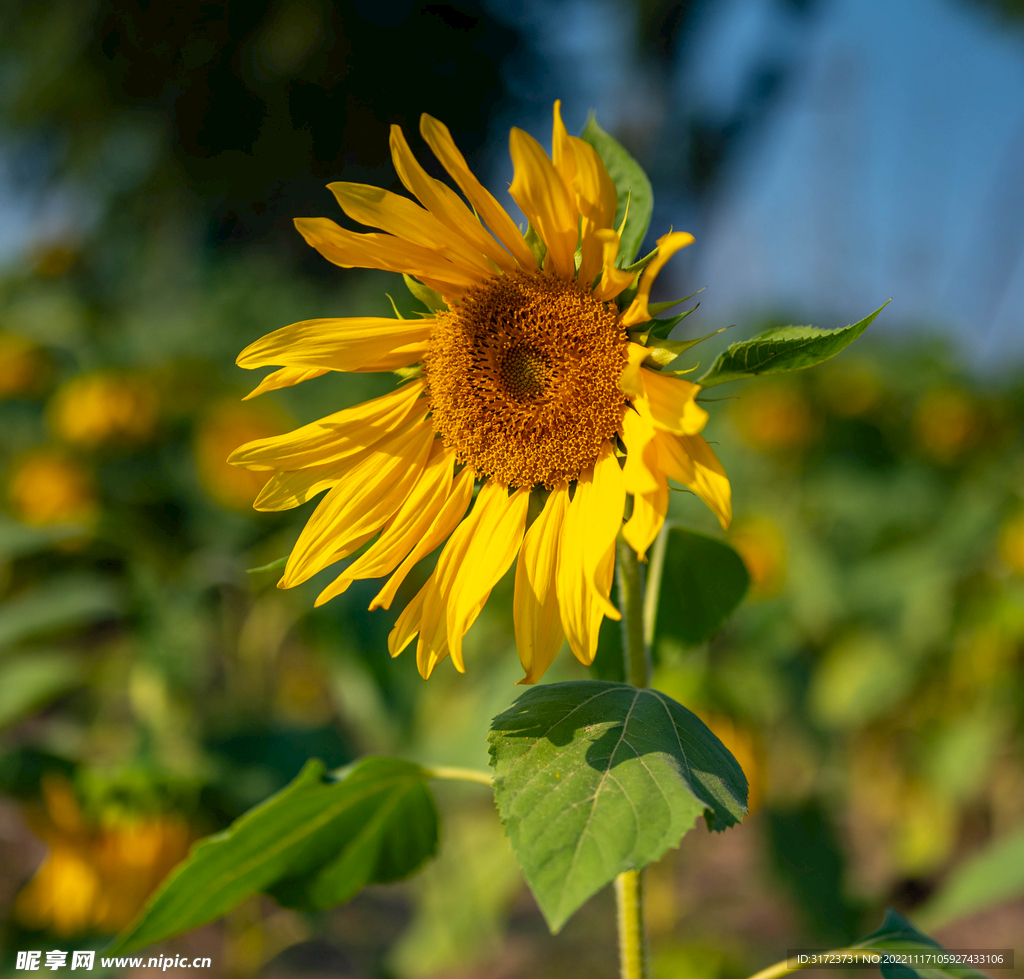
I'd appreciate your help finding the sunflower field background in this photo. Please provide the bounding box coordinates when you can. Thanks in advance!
[1,1,1023,978]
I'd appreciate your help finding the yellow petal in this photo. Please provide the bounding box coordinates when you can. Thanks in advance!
[349,341,429,373]
[313,441,456,606]
[619,404,660,496]
[236,317,434,373]
[444,484,529,672]
[279,419,435,587]
[618,341,650,398]
[638,369,708,436]
[551,100,577,188]
[620,231,695,328]
[243,366,329,400]
[508,127,579,280]
[413,481,527,676]
[556,475,618,666]
[253,461,351,512]
[552,104,617,274]
[653,428,732,530]
[389,125,517,274]
[579,442,626,618]
[514,482,569,684]
[294,216,483,299]
[230,379,427,472]
[327,182,497,277]
[419,113,538,271]
[389,583,426,658]
[623,479,668,561]
[556,442,624,666]
[370,466,475,611]
[592,229,636,301]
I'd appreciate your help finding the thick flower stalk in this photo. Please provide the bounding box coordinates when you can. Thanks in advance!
[230,102,731,683]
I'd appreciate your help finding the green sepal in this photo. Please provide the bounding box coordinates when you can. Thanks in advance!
[245,556,289,574]
[524,223,547,267]
[580,114,653,265]
[403,274,446,312]
[627,304,707,344]
[647,288,705,319]
[394,365,424,381]
[621,246,658,276]
[488,681,747,934]
[698,300,890,388]
[615,281,639,311]
[108,758,439,954]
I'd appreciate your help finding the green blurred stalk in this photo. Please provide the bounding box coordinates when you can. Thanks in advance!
[615,536,649,979]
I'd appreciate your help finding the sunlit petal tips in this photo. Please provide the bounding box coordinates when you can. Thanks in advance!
[232,101,731,681]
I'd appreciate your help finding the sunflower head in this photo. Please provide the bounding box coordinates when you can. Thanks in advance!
[231,101,730,683]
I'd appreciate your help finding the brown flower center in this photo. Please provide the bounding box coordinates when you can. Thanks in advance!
[423,270,628,488]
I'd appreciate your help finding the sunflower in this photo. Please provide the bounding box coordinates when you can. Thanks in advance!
[231,102,731,683]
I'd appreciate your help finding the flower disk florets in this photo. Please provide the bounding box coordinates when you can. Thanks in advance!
[424,270,628,488]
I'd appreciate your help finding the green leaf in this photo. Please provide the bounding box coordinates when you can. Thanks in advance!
[853,909,991,979]
[488,681,747,933]
[110,757,438,954]
[580,114,652,265]
[916,826,1024,930]
[697,301,890,388]
[0,519,83,560]
[524,223,547,267]
[0,651,84,727]
[0,576,121,651]
[403,274,446,312]
[646,527,750,654]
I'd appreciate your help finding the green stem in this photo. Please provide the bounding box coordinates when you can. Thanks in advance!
[616,536,650,688]
[615,870,646,979]
[424,765,494,786]
[614,536,649,979]
[745,949,867,979]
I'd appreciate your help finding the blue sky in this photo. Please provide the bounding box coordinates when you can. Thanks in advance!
[496,0,1024,367]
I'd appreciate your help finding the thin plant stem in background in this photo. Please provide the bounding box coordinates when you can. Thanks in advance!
[615,536,650,979]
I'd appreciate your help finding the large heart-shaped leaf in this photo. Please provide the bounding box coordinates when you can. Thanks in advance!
[488,681,747,932]
[580,114,652,266]
[110,757,438,954]
[697,301,889,388]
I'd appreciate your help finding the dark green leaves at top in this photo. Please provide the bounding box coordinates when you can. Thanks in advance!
[648,527,750,653]
[580,114,652,266]
[488,681,747,933]
[697,301,890,388]
[109,757,438,954]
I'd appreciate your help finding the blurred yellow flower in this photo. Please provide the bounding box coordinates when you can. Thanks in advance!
[913,388,981,463]
[0,333,49,399]
[194,400,284,510]
[729,516,786,597]
[15,777,191,937]
[231,101,731,683]
[7,450,98,526]
[732,382,818,453]
[49,372,159,448]
[998,511,1024,576]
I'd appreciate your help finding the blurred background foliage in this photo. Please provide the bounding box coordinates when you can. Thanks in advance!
[0,1,1022,977]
